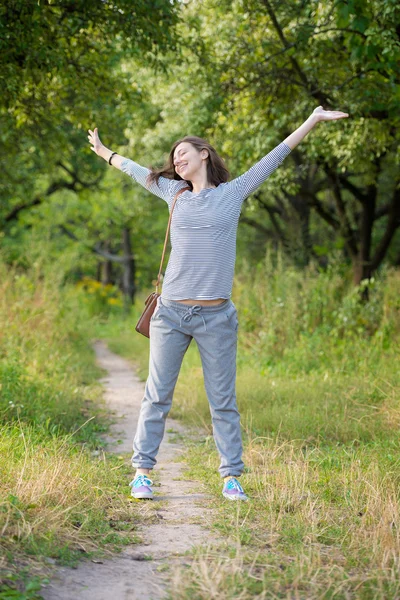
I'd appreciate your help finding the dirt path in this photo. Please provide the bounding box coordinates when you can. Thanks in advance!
[41,340,218,600]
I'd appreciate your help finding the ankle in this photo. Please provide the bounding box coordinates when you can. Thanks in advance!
[136,469,151,476]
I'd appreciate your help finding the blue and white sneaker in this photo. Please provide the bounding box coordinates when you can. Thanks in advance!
[129,474,154,500]
[222,477,248,501]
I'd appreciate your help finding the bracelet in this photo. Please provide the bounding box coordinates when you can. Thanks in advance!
[108,152,117,165]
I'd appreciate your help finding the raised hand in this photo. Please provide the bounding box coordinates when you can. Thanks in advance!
[87,127,124,169]
[88,127,106,157]
[283,105,350,150]
[312,105,349,122]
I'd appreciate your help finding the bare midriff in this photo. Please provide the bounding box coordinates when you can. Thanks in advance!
[174,298,227,306]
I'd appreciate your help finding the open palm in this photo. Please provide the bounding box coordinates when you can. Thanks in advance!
[313,105,349,121]
[87,127,104,155]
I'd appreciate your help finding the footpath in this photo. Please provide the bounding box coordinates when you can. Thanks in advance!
[41,340,218,600]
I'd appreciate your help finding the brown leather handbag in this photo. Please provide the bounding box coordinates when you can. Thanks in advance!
[135,186,190,338]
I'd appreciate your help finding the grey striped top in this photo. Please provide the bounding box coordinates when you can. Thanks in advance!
[120,141,291,300]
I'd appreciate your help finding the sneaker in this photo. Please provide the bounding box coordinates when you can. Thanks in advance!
[222,477,248,501]
[129,474,154,500]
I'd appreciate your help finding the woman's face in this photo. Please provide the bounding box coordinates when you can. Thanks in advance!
[173,142,208,180]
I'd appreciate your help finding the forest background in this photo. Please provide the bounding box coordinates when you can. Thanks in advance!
[1,1,400,598]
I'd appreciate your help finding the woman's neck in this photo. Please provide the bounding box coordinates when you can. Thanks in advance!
[190,172,216,194]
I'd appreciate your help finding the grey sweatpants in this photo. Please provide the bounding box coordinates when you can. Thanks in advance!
[132,296,244,478]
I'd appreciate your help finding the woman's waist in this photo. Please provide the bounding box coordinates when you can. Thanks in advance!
[160,296,231,311]
[172,298,226,306]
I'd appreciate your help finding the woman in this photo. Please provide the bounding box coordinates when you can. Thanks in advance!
[88,105,348,501]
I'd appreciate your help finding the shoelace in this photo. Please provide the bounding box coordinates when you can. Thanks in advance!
[129,474,153,488]
[226,477,244,492]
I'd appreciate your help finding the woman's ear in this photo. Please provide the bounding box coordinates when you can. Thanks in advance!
[201,149,209,160]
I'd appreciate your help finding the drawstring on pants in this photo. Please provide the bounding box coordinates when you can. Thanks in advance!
[179,305,207,332]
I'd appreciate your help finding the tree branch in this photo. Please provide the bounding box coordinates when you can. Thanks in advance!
[5,180,77,222]
[239,215,275,237]
[254,192,285,217]
[59,225,134,263]
[261,0,334,106]
[266,203,287,242]
[337,175,367,204]
[5,166,104,223]
[56,161,103,188]
[325,165,359,256]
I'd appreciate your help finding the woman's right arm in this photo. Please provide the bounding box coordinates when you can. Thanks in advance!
[87,127,182,203]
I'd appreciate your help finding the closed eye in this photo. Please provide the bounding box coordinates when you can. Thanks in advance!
[174,152,187,166]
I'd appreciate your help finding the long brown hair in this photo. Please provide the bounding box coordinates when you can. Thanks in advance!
[146,136,230,191]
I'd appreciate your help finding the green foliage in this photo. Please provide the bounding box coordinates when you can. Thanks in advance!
[75,276,124,317]
[0,0,179,117]
[96,253,400,446]
[3,0,399,293]
[0,260,141,593]
[127,0,400,274]
[0,572,45,600]
[0,423,137,576]
[0,262,108,443]
[233,253,400,375]
[0,0,180,233]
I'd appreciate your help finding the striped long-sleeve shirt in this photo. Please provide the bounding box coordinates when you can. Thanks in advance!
[120,141,291,300]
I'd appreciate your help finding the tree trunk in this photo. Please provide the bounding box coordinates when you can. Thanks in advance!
[122,227,136,311]
[287,192,313,267]
[100,242,113,285]
[353,189,376,286]
[96,261,101,282]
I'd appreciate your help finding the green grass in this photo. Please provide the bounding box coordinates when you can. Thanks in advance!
[93,256,400,599]
[0,423,139,560]
[0,262,143,598]
[172,433,400,599]
[2,249,399,598]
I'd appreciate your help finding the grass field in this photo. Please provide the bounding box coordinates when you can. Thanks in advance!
[0,262,141,599]
[2,252,399,599]
[98,257,400,599]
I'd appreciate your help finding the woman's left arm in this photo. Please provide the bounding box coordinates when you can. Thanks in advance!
[283,105,349,150]
[226,105,349,203]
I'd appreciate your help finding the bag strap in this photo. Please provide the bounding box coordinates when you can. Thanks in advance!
[155,186,190,294]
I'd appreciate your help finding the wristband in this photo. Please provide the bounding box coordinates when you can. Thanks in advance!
[109,152,117,165]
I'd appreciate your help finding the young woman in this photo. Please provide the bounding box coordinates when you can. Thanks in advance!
[88,105,348,501]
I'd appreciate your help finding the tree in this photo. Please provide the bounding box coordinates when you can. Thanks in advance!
[179,0,400,283]
[5,0,399,295]
[0,0,180,229]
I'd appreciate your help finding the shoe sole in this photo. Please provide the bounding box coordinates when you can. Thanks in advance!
[222,492,248,501]
[132,492,154,500]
